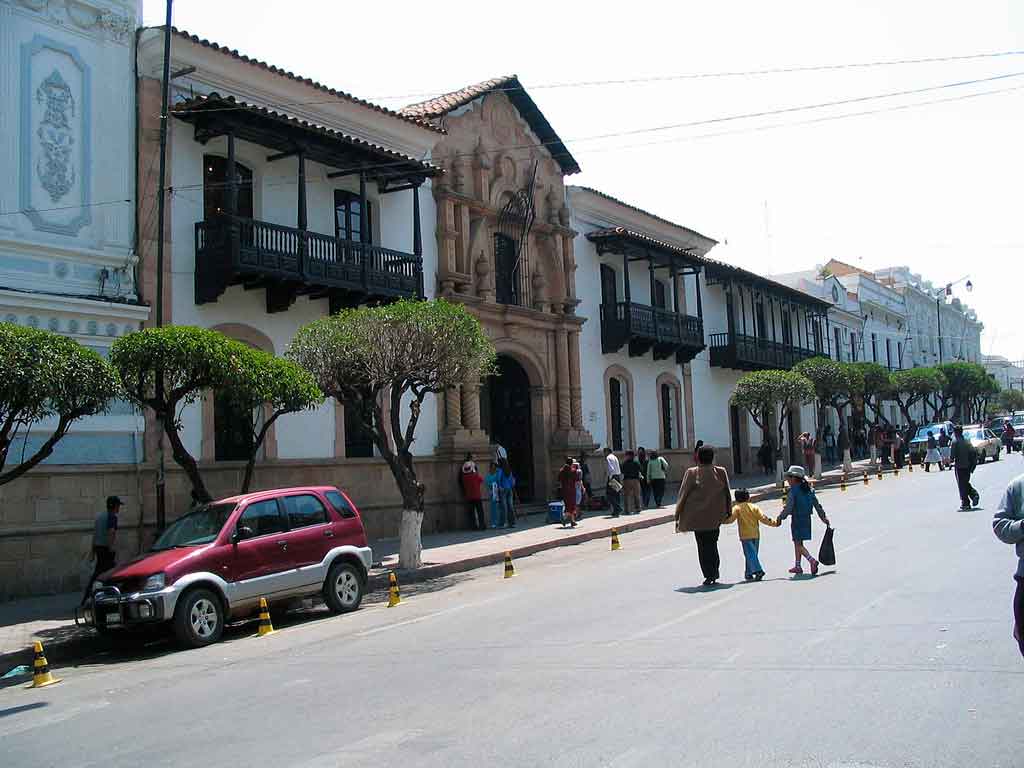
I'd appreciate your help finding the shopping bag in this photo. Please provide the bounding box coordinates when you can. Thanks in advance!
[818,526,836,566]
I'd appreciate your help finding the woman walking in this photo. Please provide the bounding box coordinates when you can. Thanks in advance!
[646,449,670,507]
[777,466,831,575]
[924,430,941,472]
[558,456,580,528]
[675,445,733,586]
[637,447,650,509]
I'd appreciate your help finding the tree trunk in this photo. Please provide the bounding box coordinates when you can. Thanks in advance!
[775,458,785,485]
[399,508,424,569]
[842,447,853,474]
[163,418,212,503]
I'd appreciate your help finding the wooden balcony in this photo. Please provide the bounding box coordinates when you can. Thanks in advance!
[708,332,820,371]
[195,215,422,313]
[601,301,706,364]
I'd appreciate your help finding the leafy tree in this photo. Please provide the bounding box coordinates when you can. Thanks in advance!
[889,367,946,429]
[997,389,1024,414]
[730,369,815,480]
[935,362,991,423]
[793,357,863,475]
[0,323,119,485]
[111,326,257,503]
[225,351,324,494]
[288,299,496,569]
[850,361,893,429]
[971,375,1000,424]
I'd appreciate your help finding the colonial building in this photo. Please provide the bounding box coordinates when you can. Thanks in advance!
[0,0,148,599]
[985,355,1024,393]
[400,77,596,502]
[568,187,712,481]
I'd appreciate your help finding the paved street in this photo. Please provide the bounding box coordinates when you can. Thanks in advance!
[3,456,1023,768]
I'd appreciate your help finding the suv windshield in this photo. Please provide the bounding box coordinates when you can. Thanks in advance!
[151,503,236,551]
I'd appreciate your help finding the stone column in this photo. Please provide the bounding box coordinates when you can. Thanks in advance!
[555,327,571,428]
[568,330,583,428]
[682,363,697,449]
[445,385,462,430]
[461,377,481,430]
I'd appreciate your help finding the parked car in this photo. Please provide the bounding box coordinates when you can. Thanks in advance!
[908,421,955,464]
[962,425,1002,463]
[987,417,1007,438]
[84,486,371,648]
[1011,412,1024,450]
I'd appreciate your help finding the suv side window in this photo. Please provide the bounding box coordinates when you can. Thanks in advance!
[282,494,330,530]
[325,490,356,519]
[237,499,285,539]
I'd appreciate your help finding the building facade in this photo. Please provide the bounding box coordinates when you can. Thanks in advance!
[0,0,149,598]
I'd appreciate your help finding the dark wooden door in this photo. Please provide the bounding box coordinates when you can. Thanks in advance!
[494,233,519,306]
[730,405,743,475]
[600,264,618,307]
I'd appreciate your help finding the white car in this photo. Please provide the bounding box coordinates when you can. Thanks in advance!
[962,425,1001,463]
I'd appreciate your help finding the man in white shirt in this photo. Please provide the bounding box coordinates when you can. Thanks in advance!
[604,447,623,517]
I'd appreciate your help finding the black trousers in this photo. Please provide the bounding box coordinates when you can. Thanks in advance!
[1014,577,1024,658]
[82,546,116,604]
[650,478,666,507]
[467,500,485,530]
[694,529,721,580]
[955,468,977,507]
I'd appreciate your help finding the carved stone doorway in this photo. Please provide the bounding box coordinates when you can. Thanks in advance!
[481,355,534,502]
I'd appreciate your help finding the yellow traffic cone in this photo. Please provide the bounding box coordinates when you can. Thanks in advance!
[256,597,275,637]
[908,458,914,473]
[894,466,900,478]
[387,571,401,607]
[503,551,515,579]
[877,467,883,481]
[611,528,621,551]
[841,475,847,492]
[28,641,60,689]
[863,471,869,486]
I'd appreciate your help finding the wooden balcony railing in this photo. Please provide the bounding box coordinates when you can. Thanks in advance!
[708,331,821,370]
[195,214,421,308]
[601,301,706,363]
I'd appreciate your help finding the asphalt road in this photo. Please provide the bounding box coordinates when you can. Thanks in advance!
[4,455,1024,768]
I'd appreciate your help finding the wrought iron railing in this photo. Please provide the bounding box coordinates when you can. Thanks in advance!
[601,301,705,349]
[708,331,819,369]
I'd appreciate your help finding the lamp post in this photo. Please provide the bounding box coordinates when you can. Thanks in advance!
[935,276,972,365]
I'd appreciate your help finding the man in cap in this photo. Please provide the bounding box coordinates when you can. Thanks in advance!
[81,495,121,605]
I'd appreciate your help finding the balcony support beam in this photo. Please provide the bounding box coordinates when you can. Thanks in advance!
[622,251,631,303]
[412,182,423,299]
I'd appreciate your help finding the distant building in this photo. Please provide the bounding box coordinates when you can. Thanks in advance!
[984,355,1024,394]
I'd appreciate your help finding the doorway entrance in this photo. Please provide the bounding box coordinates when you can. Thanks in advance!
[729,405,743,475]
[481,355,534,501]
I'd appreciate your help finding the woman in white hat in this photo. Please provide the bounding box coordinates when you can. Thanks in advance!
[777,465,830,575]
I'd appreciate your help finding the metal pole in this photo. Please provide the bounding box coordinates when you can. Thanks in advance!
[936,295,943,364]
[154,0,173,532]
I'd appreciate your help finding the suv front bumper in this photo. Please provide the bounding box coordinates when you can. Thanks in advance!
[84,584,182,631]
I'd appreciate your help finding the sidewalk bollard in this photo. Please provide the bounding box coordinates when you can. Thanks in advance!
[503,551,515,579]
[387,571,401,607]
[877,467,883,481]
[841,475,847,492]
[863,471,869,486]
[27,641,60,689]
[611,528,621,551]
[257,597,275,637]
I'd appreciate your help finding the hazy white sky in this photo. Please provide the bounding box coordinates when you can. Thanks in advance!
[144,0,1023,361]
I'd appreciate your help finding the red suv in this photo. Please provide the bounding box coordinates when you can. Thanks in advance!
[84,486,371,648]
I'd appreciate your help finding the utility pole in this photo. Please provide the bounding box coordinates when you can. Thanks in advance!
[154,0,173,531]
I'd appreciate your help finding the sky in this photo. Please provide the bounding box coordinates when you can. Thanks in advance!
[143,0,1024,362]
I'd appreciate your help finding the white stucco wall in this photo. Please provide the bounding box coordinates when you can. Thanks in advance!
[168,121,441,459]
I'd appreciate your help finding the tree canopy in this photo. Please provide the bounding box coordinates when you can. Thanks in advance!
[112,325,267,502]
[731,369,814,463]
[224,350,324,493]
[935,362,991,422]
[849,361,894,427]
[889,366,946,426]
[288,299,496,568]
[997,389,1024,414]
[0,323,119,485]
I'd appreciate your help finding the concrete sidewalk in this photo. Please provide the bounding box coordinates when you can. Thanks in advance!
[0,455,891,672]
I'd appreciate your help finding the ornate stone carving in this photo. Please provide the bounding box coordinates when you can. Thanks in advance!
[473,136,492,170]
[97,9,132,41]
[545,186,561,225]
[35,69,76,203]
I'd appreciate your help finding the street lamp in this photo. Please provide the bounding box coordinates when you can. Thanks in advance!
[935,276,972,364]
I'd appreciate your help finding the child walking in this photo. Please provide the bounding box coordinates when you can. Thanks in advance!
[777,466,831,575]
[725,488,780,581]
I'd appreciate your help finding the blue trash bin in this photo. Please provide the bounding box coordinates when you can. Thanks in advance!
[547,501,565,524]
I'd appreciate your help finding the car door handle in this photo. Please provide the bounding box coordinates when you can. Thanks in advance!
[323,530,335,538]
[276,540,288,549]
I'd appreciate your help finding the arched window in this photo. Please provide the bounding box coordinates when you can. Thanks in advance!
[494,233,519,306]
[657,374,684,451]
[214,392,255,461]
[203,154,253,219]
[604,366,635,452]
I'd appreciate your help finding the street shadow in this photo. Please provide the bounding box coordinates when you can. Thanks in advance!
[789,570,838,581]
[675,582,736,594]
[0,595,81,629]
[0,702,48,718]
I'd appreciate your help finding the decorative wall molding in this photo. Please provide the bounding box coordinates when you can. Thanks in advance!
[10,0,133,43]
[19,33,91,236]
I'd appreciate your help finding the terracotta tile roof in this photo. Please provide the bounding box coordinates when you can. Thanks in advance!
[401,76,581,175]
[168,27,444,134]
[569,186,718,248]
[587,226,701,261]
[703,257,832,309]
[171,93,441,177]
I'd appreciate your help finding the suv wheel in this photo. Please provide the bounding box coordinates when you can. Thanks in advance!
[323,561,364,614]
[173,588,224,648]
